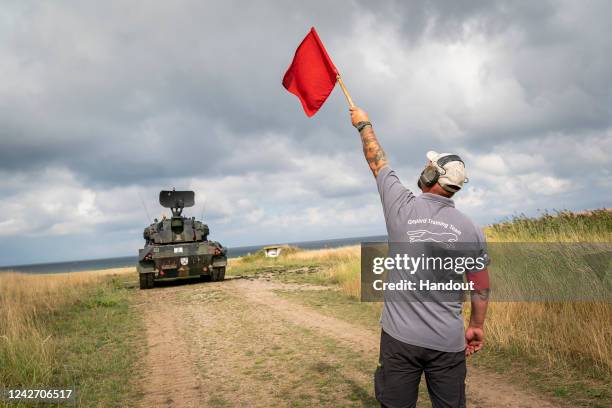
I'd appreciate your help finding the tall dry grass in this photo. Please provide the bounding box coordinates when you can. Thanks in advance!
[259,245,364,298]
[276,211,611,378]
[301,246,362,296]
[483,210,611,377]
[0,268,133,386]
[486,208,612,242]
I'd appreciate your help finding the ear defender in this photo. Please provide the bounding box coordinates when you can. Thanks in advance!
[418,163,439,189]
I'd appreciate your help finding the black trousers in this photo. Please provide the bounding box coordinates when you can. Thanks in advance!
[375,330,466,408]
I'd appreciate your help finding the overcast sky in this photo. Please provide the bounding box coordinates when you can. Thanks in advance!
[1,0,610,265]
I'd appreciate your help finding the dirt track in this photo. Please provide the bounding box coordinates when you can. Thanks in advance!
[136,278,561,408]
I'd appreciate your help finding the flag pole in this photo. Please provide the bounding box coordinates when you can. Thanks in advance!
[336,74,355,108]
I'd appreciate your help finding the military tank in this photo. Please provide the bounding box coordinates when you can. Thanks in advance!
[137,189,227,289]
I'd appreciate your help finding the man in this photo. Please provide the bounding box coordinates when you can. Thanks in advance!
[350,107,490,408]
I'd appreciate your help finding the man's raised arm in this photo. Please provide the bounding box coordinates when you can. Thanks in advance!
[350,107,389,177]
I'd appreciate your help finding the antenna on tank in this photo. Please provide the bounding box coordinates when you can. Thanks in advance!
[138,191,152,223]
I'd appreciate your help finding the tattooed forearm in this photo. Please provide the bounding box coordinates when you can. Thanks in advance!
[360,126,389,177]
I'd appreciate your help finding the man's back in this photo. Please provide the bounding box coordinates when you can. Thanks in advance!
[376,166,487,351]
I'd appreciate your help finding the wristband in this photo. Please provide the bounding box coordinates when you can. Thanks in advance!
[355,121,372,132]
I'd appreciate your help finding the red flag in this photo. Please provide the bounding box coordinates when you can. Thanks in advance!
[282,27,338,117]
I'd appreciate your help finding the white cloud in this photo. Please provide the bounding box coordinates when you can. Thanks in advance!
[0,167,106,237]
[524,174,572,196]
[471,153,509,176]
[454,187,485,209]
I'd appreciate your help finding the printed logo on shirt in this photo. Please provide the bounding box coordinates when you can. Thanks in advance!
[406,229,458,243]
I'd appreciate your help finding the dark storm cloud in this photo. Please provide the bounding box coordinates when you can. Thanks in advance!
[3,0,609,184]
[0,0,358,184]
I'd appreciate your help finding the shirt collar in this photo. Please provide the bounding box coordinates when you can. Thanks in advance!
[420,192,455,207]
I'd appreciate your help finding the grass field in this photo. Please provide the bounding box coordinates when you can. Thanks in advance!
[0,209,609,407]
[0,268,143,407]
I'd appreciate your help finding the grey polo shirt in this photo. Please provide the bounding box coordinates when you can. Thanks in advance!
[376,166,488,352]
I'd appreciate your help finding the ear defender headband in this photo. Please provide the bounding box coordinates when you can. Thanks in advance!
[418,154,464,190]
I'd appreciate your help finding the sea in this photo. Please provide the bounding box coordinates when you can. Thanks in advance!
[0,235,387,274]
